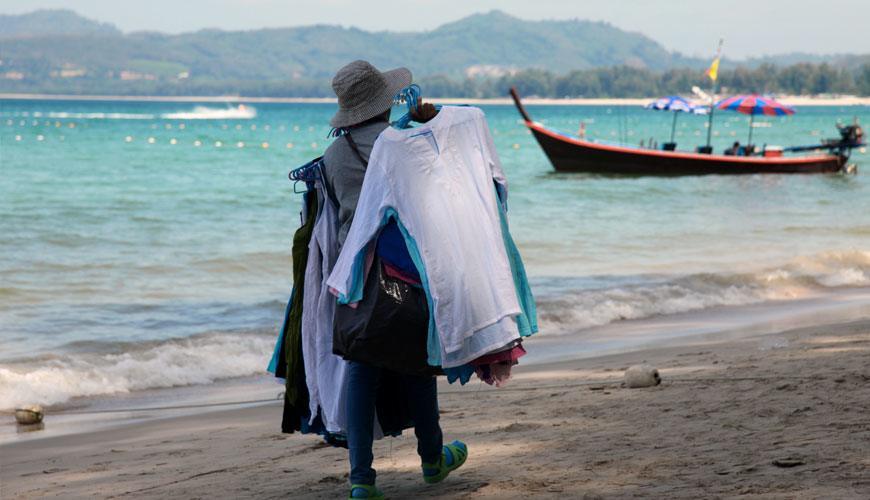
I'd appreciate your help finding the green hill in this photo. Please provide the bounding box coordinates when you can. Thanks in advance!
[0,9,866,97]
[0,9,699,95]
[0,9,120,37]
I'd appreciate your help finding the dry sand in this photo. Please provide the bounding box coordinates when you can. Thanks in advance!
[2,319,869,499]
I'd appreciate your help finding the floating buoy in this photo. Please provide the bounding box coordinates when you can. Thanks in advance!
[169,138,178,145]
[36,135,44,141]
[147,137,156,144]
[310,142,318,149]
[125,136,133,143]
[193,140,202,147]
[236,141,245,148]
[293,126,300,132]
[624,364,661,388]
[14,405,44,425]
[512,143,520,149]
[286,142,294,149]
[215,140,223,147]
[235,124,242,130]
[261,142,269,149]
[68,123,76,128]
[179,123,186,130]
[14,135,21,141]
[165,123,172,130]
[250,124,257,130]
[55,121,61,127]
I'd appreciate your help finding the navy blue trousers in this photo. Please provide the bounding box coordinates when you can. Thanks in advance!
[346,360,443,485]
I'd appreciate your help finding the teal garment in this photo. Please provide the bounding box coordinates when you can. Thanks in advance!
[496,186,538,337]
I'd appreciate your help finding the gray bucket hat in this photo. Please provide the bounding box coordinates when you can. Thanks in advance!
[329,60,412,128]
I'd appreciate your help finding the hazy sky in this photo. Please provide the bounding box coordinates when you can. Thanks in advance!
[1,0,867,59]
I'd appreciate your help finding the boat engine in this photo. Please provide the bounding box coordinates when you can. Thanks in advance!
[826,122,865,149]
[785,121,865,156]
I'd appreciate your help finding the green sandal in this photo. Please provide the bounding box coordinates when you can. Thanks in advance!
[348,484,384,500]
[422,440,468,484]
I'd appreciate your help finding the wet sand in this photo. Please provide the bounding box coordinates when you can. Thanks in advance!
[2,318,869,499]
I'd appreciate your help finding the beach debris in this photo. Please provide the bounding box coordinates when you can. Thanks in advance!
[624,364,661,388]
[14,405,44,425]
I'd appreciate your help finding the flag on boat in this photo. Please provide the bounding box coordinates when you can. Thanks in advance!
[705,38,724,82]
[705,58,720,82]
[705,57,719,82]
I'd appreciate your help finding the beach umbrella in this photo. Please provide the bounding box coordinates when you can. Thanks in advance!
[715,94,795,145]
[645,96,707,143]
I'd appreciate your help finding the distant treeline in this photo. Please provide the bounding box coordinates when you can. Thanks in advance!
[420,63,870,98]
[3,62,868,98]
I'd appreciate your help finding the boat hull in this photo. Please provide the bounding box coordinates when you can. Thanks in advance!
[508,87,847,176]
[529,123,845,176]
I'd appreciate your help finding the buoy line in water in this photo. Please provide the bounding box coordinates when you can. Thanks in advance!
[5,134,312,150]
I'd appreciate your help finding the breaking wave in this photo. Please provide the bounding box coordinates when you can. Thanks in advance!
[0,332,275,411]
[1,250,867,411]
[536,250,870,335]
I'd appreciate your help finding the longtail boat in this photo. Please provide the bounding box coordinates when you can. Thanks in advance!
[509,87,864,176]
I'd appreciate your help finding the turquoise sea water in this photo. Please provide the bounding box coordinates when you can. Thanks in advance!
[1,99,868,410]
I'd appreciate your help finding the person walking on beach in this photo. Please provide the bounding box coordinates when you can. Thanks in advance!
[323,60,468,500]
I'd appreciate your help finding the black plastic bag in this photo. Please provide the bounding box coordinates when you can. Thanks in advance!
[333,257,439,376]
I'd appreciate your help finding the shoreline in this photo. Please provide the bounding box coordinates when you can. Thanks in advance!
[2,316,868,498]
[2,93,869,106]
[1,286,868,444]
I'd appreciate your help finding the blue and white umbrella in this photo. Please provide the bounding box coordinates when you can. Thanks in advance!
[645,96,707,143]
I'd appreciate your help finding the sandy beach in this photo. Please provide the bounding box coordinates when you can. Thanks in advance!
[2,317,868,499]
[2,93,869,106]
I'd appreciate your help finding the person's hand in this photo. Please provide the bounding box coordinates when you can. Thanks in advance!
[410,101,438,123]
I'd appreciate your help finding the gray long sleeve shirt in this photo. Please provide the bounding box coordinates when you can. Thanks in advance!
[322,120,390,247]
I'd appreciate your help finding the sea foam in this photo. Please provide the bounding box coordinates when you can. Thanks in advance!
[0,333,274,411]
[1,251,867,410]
[535,250,870,335]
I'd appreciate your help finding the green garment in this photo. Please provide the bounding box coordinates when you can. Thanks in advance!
[281,190,318,433]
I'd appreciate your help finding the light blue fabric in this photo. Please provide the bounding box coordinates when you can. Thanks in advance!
[267,294,294,376]
[495,186,538,337]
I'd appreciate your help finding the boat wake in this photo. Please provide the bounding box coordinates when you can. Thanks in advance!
[161,105,256,120]
[5,105,257,121]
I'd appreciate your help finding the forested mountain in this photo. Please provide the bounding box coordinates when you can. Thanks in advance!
[0,9,867,96]
[0,9,120,37]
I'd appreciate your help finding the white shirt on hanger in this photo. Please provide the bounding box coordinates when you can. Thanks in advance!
[326,106,520,368]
